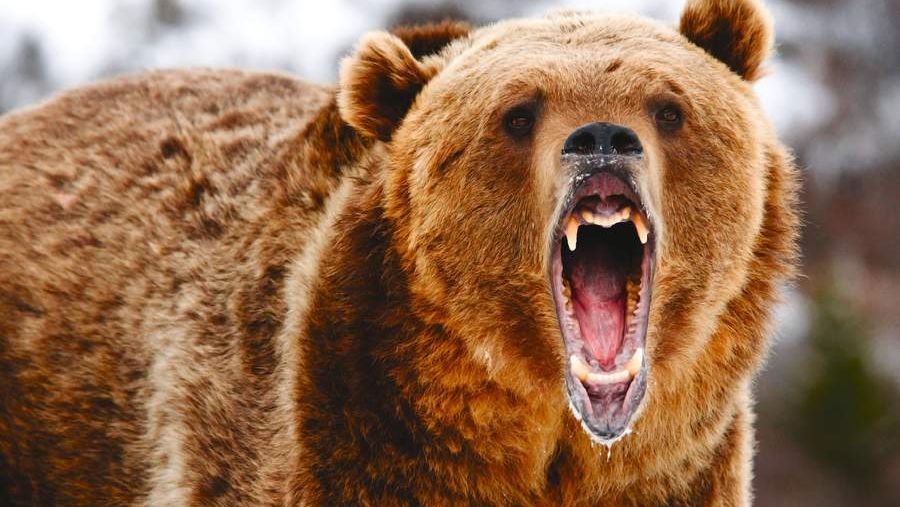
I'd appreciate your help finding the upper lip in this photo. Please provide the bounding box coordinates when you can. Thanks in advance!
[554,154,651,241]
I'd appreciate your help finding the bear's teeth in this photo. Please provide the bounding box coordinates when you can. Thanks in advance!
[586,369,631,385]
[571,348,643,386]
[570,349,643,385]
[624,348,644,376]
[631,210,649,244]
[580,208,595,223]
[566,215,580,251]
[579,205,632,228]
[626,275,641,315]
[570,354,591,381]
[591,214,617,228]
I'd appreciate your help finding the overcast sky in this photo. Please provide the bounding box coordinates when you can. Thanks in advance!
[0,0,832,144]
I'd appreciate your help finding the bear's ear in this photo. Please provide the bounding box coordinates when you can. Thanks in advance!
[338,23,468,142]
[391,20,471,60]
[338,32,432,142]
[679,0,774,81]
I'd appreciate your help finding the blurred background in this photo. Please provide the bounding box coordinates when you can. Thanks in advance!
[1,0,897,504]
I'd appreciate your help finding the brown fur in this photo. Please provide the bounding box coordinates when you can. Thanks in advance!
[680,0,774,81]
[0,1,798,505]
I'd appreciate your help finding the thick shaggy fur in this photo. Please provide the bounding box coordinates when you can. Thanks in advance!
[0,1,798,505]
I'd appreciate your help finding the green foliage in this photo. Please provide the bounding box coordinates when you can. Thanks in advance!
[791,281,899,484]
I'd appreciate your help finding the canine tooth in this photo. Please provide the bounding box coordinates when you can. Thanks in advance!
[566,216,579,250]
[570,355,591,382]
[586,370,631,385]
[632,211,649,244]
[624,348,644,376]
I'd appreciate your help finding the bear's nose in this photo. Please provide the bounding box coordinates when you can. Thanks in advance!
[562,122,642,157]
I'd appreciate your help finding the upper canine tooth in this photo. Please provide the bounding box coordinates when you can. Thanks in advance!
[632,211,649,244]
[570,354,591,382]
[624,348,644,376]
[566,215,579,251]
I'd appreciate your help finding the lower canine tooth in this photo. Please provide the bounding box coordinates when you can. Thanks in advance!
[624,348,644,376]
[570,355,591,381]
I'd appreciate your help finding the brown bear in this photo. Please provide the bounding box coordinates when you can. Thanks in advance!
[0,0,799,505]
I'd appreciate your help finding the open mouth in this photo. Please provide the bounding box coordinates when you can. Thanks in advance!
[549,162,654,442]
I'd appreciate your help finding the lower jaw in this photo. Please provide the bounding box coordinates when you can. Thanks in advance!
[566,367,647,441]
[551,238,653,441]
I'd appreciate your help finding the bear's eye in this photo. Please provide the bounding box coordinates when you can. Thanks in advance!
[504,106,536,138]
[654,105,683,132]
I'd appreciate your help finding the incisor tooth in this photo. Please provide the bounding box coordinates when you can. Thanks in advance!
[590,206,632,228]
[593,214,618,227]
[632,211,649,244]
[580,208,594,223]
[624,348,644,376]
[586,369,631,385]
[570,355,591,382]
[566,216,579,251]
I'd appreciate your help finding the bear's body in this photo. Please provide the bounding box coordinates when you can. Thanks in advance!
[0,70,343,505]
[0,2,798,506]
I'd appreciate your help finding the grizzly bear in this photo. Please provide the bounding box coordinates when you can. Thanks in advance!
[0,0,798,505]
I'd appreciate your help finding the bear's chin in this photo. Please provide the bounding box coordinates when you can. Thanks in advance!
[549,158,655,442]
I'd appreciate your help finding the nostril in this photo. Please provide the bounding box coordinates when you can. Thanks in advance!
[564,131,597,155]
[562,122,643,157]
[610,130,642,155]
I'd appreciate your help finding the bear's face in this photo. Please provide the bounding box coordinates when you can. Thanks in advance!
[340,0,779,443]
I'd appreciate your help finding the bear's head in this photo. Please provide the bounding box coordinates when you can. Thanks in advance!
[337,0,796,447]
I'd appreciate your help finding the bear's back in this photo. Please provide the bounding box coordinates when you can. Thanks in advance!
[0,68,332,287]
[0,69,335,505]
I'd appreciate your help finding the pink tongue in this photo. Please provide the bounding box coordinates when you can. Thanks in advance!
[569,238,626,367]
